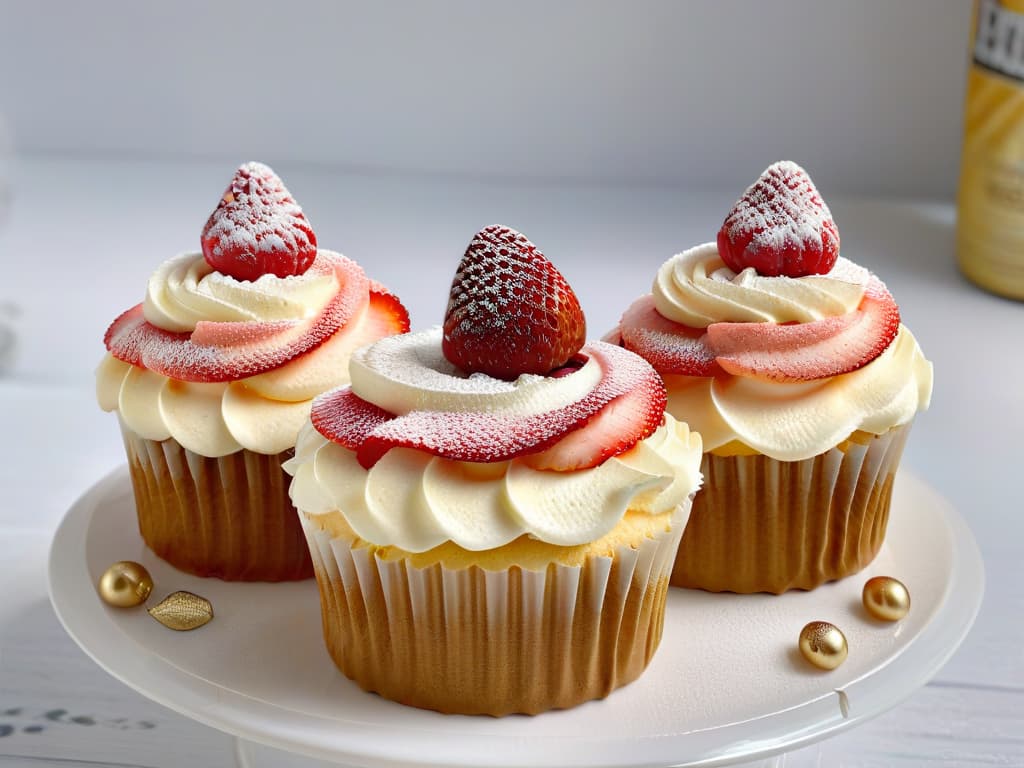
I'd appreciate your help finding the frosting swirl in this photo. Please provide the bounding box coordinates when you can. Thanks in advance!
[622,242,932,461]
[287,414,701,552]
[98,250,408,456]
[349,328,603,416]
[662,327,931,460]
[653,242,869,327]
[143,252,338,331]
[285,329,703,551]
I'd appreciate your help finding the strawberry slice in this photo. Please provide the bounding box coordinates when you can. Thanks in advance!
[310,388,395,451]
[718,161,839,278]
[618,294,722,376]
[522,374,666,471]
[311,342,663,469]
[105,253,369,382]
[366,281,410,334]
[708,277,900,382]
[241,283,410,401]
[706,309,858,357]
[190,317,294,347]
[201,162,318,281]
[442,225,586,380]
[104,304,184,368]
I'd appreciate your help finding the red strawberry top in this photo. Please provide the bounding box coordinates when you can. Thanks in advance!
[443,225,586,380]
[201,162,318,282]
[717,161,839,278]
[612,160,906,384]
[308,225,666,471]
[102,162,411,383]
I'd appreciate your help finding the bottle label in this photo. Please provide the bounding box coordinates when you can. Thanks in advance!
[974,0,1024,81]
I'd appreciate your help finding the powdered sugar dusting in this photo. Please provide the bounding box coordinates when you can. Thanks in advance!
[618,295,721,376]
[201,162,318,281]
[311,387,394,450]
[825,257,870,286]
[349,326,604,419]
[712,276,901,381]
[719,161,840,277]
[442,225,586,378]
[524,374,667,470]
[190,318,294,346]
[358,327,524,397]
[729,161,830,249]
[205,196,312,257]
[447,226,537,333]
[707,311,858,355]
[312,341,665,467]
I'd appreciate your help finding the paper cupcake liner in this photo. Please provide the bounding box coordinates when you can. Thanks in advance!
[121,425,312,581]
[671,424,911,594]
[300,509,686,716]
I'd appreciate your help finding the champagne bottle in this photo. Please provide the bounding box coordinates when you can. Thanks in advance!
[958,0,1024,300]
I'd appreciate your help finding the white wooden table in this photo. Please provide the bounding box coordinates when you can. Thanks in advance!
[1,156,1020,766]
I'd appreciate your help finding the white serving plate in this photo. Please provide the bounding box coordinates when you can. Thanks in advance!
[49,467,982,768]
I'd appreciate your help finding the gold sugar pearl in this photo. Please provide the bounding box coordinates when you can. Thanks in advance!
[799,621,848,670]
[863,576,911,622]
[98,561,153,608]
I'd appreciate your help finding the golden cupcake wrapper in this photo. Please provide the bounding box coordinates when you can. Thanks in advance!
[671,424,911,594]
[121,425,312,582]
[300,508,686,716]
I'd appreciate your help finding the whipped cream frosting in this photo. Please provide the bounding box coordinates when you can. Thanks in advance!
[663,327,930,460]
[98,250,392,457]
[639,242,932,461]
[348,328,603,416]
[286,329,704,551]
[654,242,869,327]
[287,414,701,552]
[143,252,338,332]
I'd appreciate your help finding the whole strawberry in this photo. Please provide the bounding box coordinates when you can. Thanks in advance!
[443,225,586,380]
[201,162,318,282]
[717,161,839,278]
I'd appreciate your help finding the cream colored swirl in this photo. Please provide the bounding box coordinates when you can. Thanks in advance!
[143,251,338,332]
[653,242,870,328]
[349,327,602,416]
[639,241,932,459]
[663,326,932,461]
[97,290,395,456]
[285,414,702,552]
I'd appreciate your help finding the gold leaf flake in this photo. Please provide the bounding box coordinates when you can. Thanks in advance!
[147,591,213,631]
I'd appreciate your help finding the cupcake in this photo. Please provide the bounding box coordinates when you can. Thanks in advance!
[286,225,702,715]
[612,161,933,594]
[96,162,409,581]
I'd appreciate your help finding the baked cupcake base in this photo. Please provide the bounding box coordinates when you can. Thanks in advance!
[301,507,687,716]
[671,425,911,594]
[122,425,313,582]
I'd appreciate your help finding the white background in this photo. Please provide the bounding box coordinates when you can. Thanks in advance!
[2,3,1023,768]
[0,0,971,197]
